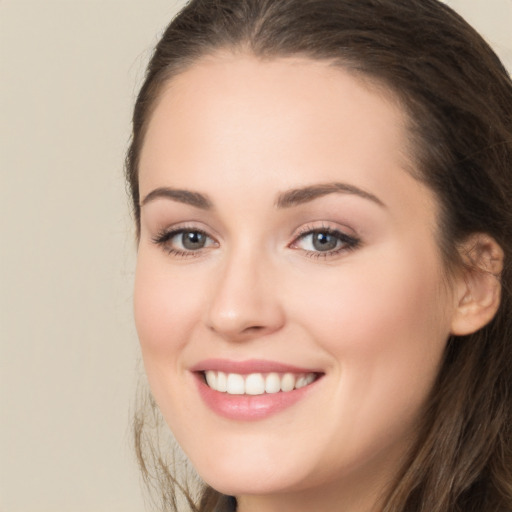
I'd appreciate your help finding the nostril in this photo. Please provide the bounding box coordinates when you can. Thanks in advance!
[244,325,265,332]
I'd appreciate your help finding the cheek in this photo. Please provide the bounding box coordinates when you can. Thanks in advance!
[289,249,451,425]
[133,252,201,374]
[294,246,451,356]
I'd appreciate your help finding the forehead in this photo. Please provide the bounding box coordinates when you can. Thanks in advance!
[139,53,432,219]
[142,53,410,166]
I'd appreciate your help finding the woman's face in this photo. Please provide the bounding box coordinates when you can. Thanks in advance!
[135,54,459,507]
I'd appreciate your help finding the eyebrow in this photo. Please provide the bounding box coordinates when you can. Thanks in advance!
[140,182,384,210]
[275,182,385,208]
[140,187,213,209]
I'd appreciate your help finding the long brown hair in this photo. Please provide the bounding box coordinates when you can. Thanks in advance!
[127,1,512,510]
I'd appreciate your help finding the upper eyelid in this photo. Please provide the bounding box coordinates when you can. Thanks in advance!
[292,221,358,239]
[292,228,358,244]
[156,224,354,241]
[154,227,216,242]
[152,222,219,240]
[290,224,361,251]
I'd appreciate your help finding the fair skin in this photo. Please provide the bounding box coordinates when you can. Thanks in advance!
[134,54,498,512]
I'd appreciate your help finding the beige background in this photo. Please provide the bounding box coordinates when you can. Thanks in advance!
[1,1,510,511]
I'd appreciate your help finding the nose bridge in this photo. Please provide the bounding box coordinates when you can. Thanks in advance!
[205,240,283,340]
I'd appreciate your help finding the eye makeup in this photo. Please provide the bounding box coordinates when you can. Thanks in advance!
[151,225,218,258]
[151,221,361,261]
[290,224,361,259]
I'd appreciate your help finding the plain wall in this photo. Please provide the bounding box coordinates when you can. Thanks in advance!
[0,1,510,511]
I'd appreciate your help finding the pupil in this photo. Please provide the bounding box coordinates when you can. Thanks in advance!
[182,231,205,250]
[313,232,337,251]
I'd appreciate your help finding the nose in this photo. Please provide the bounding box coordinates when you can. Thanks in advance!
[204,249,285,341]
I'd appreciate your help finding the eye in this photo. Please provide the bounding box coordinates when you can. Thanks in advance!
[291,227,360,257]
[152,227,217,256]
[178,230,209,250]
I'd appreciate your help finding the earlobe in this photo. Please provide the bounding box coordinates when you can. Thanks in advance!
[450,234,503,336]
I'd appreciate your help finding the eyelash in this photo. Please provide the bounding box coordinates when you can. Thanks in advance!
[151,224,360,259]
[152,226,216,258]
[290,225,360,259]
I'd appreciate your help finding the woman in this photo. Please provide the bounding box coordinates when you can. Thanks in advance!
[126,0,512,511]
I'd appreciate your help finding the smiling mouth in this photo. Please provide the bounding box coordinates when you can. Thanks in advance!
[202,371,320,395]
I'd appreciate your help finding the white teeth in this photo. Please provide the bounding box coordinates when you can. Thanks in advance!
[216,371,227,392]
[265,373,281,394]
[204,371,317,395]
[305,373,315,385]
[295,375,307,389]
[226,373,245,395]
[205,370,217,388]
[245,373,265,395]
[280,373,295,392]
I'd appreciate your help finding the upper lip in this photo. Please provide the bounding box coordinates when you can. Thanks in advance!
[189,358,322,375]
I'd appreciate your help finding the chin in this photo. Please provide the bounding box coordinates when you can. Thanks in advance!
[198,463,309,497]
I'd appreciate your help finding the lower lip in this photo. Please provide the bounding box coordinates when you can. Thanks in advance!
[194,374,319,421]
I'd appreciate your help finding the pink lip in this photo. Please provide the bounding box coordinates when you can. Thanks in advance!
[190,359,323,421]
[190,358,320,375]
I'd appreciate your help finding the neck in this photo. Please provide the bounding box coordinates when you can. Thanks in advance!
[237,483,385,512]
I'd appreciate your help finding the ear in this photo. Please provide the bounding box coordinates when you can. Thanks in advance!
[450,233,503,336]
